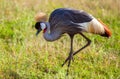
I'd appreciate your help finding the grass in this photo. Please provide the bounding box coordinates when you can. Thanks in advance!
[0,0,120,79]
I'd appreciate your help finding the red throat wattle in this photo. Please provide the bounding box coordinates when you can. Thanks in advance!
[43,27,47,33]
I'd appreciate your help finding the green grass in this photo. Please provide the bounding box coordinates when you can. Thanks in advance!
[0,0,120,79]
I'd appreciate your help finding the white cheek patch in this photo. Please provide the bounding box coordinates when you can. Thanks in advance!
[40,23,46,30]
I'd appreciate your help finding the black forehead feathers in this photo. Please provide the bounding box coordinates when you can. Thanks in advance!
[35,22,41,30]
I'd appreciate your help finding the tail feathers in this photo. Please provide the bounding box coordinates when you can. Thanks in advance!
[97,19,112,37]
[87,18,112,38]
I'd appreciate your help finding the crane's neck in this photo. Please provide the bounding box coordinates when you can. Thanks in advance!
[43,22,62,41]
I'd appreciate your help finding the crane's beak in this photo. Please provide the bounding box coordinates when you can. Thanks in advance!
[36,29,42,36]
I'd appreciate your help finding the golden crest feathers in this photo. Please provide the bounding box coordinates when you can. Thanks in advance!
[35,12,47,22]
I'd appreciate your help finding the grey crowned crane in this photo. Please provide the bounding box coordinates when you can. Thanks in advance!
[34,8,111,75]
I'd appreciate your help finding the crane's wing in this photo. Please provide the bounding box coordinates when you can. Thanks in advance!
[48,8,94,31]
[64,8,93,23]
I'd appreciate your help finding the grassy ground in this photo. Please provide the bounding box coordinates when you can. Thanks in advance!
[0,0,120,79]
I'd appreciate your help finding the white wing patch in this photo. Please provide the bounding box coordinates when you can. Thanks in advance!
[77,22,90,32]
[77,18,105,34]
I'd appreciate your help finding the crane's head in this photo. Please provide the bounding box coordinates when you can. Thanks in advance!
[35,22,47,36]
[34,12,47,36]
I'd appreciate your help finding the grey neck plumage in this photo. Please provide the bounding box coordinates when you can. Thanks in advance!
[43,22,62,41]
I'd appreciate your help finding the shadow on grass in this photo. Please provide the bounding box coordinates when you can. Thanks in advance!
[0,69,22,79]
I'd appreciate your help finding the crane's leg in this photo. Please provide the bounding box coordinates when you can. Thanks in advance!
[62,34,74,75]
[62,33,91,66]
[73,33,91,56]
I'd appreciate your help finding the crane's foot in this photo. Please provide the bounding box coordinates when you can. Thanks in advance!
[61,51,74,75]
[61,55,74,67]
[61,57,68,67]
[66,54,73,76]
